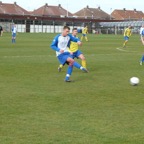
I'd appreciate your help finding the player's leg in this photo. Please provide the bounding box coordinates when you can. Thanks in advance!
[140,54,144,65]
[58,54,88,82]
[67,57,88,71]
[141,36,144,45]
[85,35,88,41]
[65,58,74,82]
[12,36,14,43]
[58,57,73,72]
[123,36,129,48]
[14,34,16,43]
[76,50,87,69]
[123,40,128,48]
[81,34,84,41]
[58,64,64,72]
[1,30,3,36]
[78,54,87,69]
[65,57,88,82]
[12,33,15,43]
[140,36,144,65]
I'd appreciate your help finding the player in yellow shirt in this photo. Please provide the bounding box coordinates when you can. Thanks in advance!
[58,28,87,72]
[123,26,132,48]
[81,26,88,41]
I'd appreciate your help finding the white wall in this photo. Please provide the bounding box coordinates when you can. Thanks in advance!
[0,22,84,33]
[16,24,26,32]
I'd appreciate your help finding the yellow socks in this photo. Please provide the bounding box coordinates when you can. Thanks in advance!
[85,37,88,41]
[59,64,63,68]
[123,41,128,47]
[82,60,87,68]
[81,36,88,41]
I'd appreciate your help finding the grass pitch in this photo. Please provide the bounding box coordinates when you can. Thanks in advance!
[0,33,144,144]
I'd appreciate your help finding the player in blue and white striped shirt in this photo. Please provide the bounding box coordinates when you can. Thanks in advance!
[11,24,17,43]
[51,26,88,82]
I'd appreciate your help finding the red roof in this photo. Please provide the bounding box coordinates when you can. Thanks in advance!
[32,4,73,17]
[74,6,111,20]
[111,9,144,20]
[0,2,29,15]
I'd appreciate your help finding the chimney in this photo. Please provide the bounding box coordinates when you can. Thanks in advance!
[45,3,48,7]
[98,6,101,10]
[123,8,126,11]
[58,4,61,8]
[87,5,89,9]
[14,2,17,5]
[0,1,2,4]
[134,8,137,12]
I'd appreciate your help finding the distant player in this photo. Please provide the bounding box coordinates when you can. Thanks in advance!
[123,26,132,48]
[0,25,3,36]
[81,26,88,42]
[58,28,88,72]
[140,25,144,45]
[12,24,17,43]
[51,26,88,82]
[139,25,144,65]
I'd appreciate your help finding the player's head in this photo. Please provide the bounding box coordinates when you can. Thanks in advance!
[62,26,70,36]
[142,24,144,28]
[128,25,132,29]
[12,24,16,27]
[72,28,78,36]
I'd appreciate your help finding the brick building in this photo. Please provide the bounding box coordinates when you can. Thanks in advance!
[31,3,73,17]
[111,9,144,20]
[0,1,29,15]
[74,6,111,20]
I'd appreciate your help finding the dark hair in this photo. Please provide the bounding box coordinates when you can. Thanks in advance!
[63,26,70,30]
[72,28,77,31]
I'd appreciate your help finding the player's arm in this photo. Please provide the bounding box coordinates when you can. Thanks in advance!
[82,29,84,34]
[130,30,132,36]
[68,48,73,55]
[67,41,73,55]
[140,28,142,35]
[50,35,60,52]
[124,29,127,36]
[69,34,82,46]
[86,28,88,34]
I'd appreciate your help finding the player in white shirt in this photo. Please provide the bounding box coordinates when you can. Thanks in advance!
[139,25,144,65]
[12,24,17,43]
[140,25,144,45]
[51,26,88,82]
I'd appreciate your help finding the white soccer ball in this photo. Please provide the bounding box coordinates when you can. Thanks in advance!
[130,77,140,86]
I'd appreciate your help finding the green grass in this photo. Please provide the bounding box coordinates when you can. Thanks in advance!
[0,33,144,144]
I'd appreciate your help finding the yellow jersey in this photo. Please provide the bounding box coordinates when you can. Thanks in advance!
[69,41,78,53]
[82,27,88,34]
[124,28,132,37]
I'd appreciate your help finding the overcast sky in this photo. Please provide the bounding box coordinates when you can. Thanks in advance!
[2,0,144,14]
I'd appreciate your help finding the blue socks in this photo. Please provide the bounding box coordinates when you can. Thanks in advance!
[73,61,81,69]
[12,39,16,43]
[141,55,144,62]
[65,62,86,81]
[65,66,73,81]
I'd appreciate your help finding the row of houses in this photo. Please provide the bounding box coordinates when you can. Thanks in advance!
[0,1,144,20]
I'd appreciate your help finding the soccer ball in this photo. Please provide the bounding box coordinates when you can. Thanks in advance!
[130,77,140,86]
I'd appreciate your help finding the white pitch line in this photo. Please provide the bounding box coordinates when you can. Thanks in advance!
[1,55,53,58]
[116,47,138,53]
[116,47,129,52]
[0,53,116,59]
[1,51,139,59]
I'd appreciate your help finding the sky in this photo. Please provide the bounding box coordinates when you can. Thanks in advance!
[1,0,144,14]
